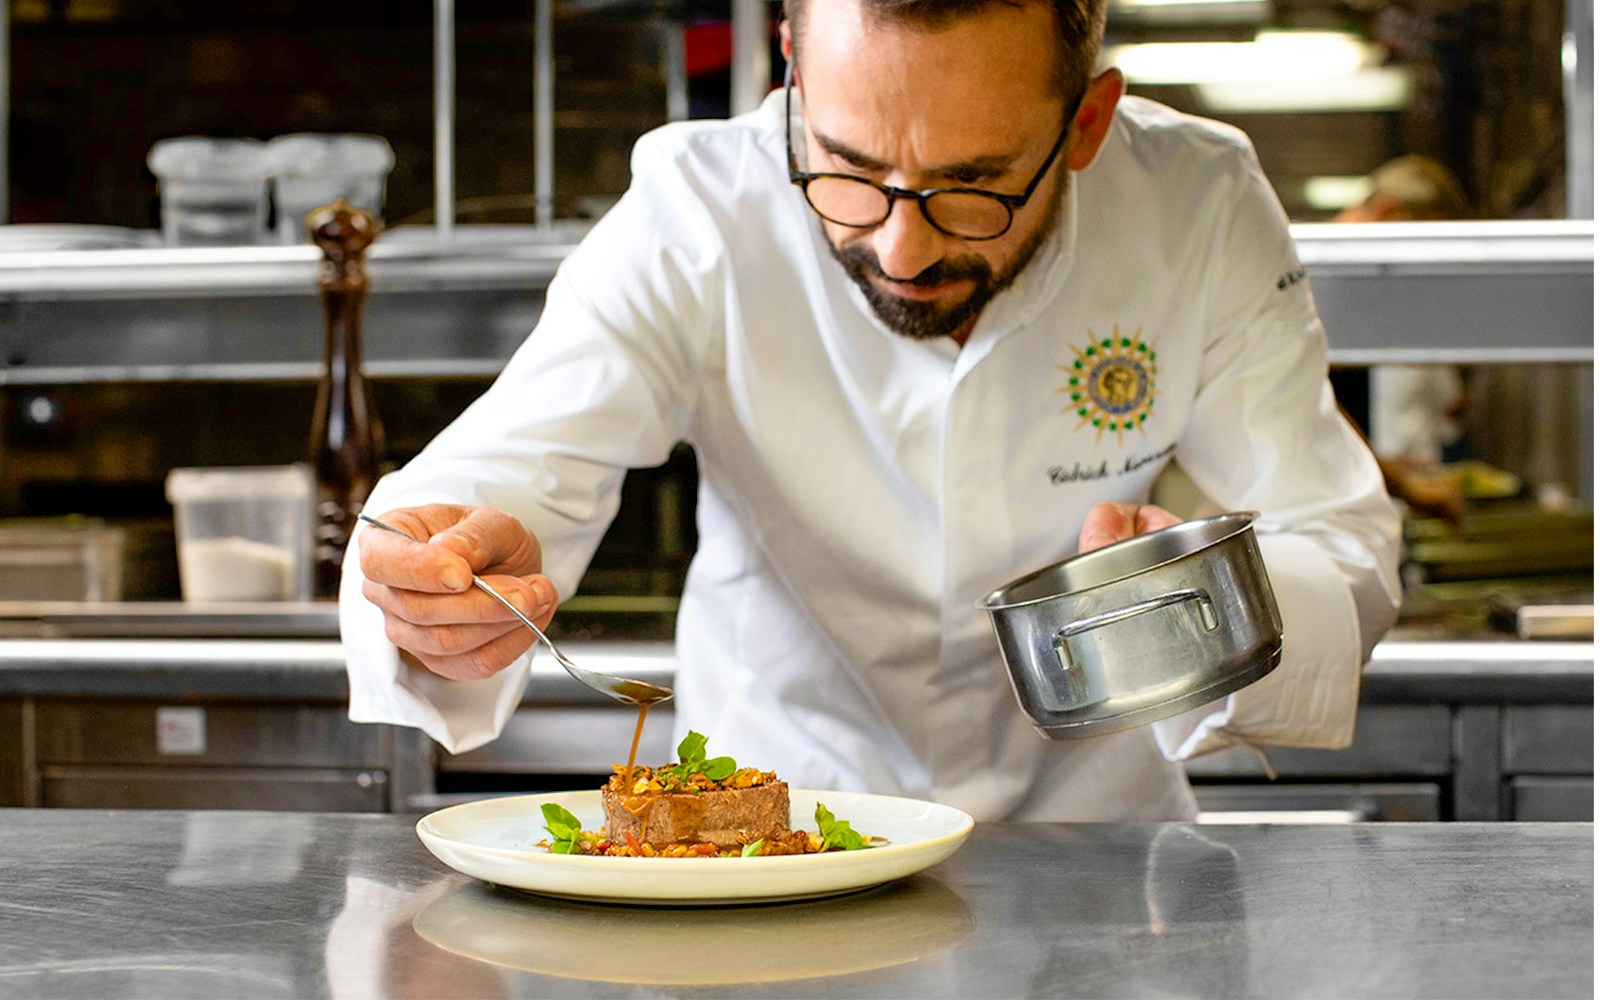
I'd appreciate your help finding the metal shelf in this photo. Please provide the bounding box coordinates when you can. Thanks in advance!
[1291,220,1594,364]
[0,220,1589,386]
[0,224,589,301]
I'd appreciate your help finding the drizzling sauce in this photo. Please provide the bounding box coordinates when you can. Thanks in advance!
[622,701,651,794]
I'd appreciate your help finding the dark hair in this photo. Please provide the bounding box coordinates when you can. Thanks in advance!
[782,0,1108,100]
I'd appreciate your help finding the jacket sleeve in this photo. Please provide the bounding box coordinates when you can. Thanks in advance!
[341,132,725,754]
[1152,145,1403,761]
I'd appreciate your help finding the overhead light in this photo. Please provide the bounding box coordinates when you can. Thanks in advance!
[1198,67,1414,112]
[1303,176,1376,212]
[1104,29,1413,112]
[1203,68,1414,112]
[1113,0,1254,6]
[1109,0,1269,25]
[1106,30,1377,84]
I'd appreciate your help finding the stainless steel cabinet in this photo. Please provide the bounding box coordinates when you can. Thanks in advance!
[1502,706,1594,820]
[1186,706,1453,821]
[4,696,425,811]
[1186,706,1455,779]
[1186,701,1593,821]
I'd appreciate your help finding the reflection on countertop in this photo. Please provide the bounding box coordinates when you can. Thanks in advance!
[412,877,974,985]
[0,809,1589,999]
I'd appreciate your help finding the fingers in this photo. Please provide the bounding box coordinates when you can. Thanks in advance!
[366,572,556,629]
[358,503,542,592]
[398,632,539,683]
[367,572,560,682]
[1133,504,1184,535]
[356,502,556,682]
[1078,501,1183,554]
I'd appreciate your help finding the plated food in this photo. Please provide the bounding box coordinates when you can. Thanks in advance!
[539,731,874,858]
[415,788,974,904]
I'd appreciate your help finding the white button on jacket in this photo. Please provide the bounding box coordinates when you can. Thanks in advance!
[341,92,1402,821]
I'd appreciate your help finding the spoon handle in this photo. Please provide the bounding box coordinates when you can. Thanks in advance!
[468,576,559,656]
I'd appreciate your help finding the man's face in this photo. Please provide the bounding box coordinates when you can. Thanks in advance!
[792,0,1073,343]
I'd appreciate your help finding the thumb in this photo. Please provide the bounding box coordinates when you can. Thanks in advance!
[1078,502,1138,554]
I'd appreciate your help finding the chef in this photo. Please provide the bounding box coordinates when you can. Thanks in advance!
[342,0,1402,820]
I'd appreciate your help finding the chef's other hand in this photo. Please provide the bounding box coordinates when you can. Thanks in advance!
[1078,501,1183,554]
[358,503,558,682]
[1377,456,1467,528]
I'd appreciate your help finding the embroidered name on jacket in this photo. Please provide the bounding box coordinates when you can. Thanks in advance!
[1056,326,1157,444]
[1049,443,1175,486]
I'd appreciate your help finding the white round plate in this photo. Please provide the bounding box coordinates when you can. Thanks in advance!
[415,788,975,905]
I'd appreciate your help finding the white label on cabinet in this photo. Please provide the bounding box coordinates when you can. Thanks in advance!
[156,706,207,756]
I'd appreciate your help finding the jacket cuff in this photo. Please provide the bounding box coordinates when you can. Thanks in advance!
[340,534,531,755]
[1153,531,1363,761]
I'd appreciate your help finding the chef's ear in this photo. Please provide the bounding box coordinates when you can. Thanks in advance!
[780,19,794,62]
[1066,67,1124,172]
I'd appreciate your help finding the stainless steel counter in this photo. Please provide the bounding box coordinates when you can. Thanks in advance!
[0,809,1588,998]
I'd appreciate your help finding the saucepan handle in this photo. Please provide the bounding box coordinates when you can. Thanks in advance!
[1054,587,1219,648]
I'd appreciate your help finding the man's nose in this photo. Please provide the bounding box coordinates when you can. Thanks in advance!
[869,195,948,283]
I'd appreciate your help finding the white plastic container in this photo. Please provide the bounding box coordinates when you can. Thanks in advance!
[165,465,313,602]
[147,137,273,246]
[268,133,395,244]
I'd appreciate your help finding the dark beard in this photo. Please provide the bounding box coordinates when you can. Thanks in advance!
[824,193,1063,342]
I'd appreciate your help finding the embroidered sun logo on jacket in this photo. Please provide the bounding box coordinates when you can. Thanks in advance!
[1057,325,1157,444]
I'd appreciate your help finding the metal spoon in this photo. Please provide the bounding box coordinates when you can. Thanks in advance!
[357,512,673,706]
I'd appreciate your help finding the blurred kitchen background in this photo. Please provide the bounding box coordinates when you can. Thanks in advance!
[0,0,1590,819]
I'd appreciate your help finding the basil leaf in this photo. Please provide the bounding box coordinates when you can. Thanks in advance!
[741,839,765,858]
[701,756,736,781]
[548,840,578,855]
[540,802,582,842]
[815,802,868,851]
[676,730,708,765]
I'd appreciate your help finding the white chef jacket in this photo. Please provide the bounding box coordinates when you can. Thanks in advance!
[342,91,1401,821]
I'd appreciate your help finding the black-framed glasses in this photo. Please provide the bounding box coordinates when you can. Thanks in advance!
[784,62,1075,241]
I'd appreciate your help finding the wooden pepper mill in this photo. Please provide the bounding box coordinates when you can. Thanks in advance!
[308,200,385,598]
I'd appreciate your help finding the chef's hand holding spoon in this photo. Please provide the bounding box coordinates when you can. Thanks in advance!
[1078,501,1183,554]
[356,503,558,681]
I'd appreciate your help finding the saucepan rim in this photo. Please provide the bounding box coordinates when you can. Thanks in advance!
[974,510,1261,612]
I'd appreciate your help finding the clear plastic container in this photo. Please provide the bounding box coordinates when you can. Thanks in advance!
[147,137,273,246]
[268,133,395,244]
[165,465,314,602]
[0,519,125,601]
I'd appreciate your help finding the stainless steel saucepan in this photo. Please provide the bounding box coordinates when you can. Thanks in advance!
[977,511,1282,740]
